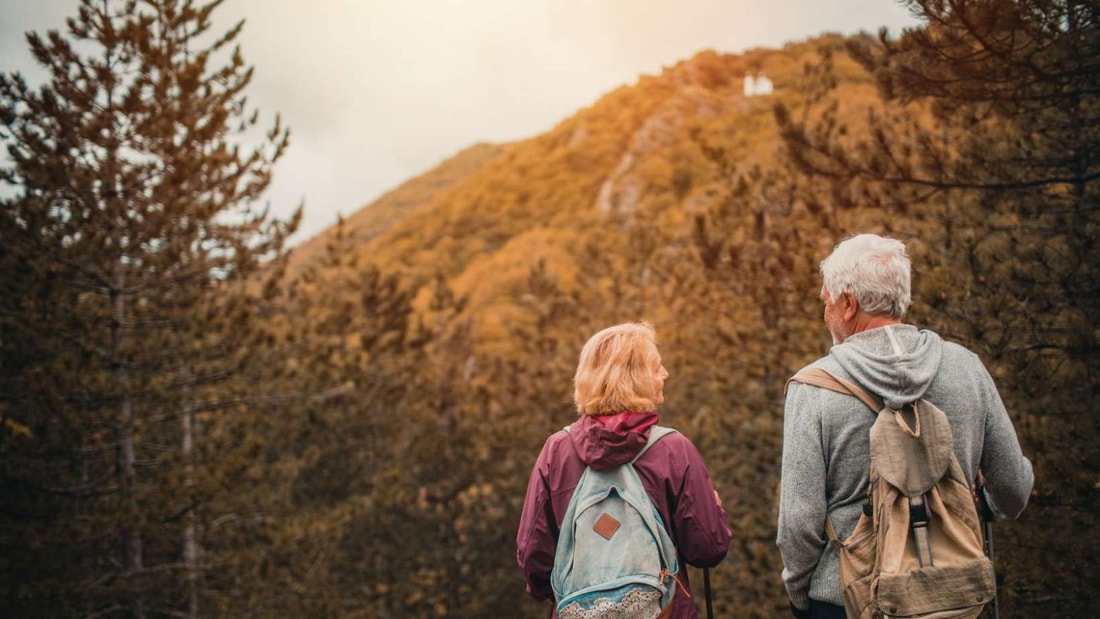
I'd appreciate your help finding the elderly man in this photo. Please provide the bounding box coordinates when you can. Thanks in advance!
[777,233,1034,618]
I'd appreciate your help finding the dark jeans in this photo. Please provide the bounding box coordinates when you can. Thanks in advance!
[810,601,846,619]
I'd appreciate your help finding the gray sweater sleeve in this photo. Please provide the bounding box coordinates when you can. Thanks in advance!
[927,344,1034,519]
[973,359,1034,519]
[776,380,830,610]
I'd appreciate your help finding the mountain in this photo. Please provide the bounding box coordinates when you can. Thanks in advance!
[261,38,891,616]
[287,36,886,347]
[285,141,506,275]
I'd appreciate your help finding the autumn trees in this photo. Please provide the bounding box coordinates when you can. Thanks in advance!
[2,0,1095,616]
[0,0,297,615]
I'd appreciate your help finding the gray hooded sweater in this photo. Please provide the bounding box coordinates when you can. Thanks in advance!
[777,325,1034,610]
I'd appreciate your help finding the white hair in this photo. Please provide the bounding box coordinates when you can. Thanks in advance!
[820,234,911,318]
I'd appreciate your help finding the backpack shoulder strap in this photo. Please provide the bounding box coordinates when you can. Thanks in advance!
[632,425,677,463]
[788,367,882,413]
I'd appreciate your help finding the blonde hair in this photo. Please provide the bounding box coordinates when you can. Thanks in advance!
[573,322,663,415]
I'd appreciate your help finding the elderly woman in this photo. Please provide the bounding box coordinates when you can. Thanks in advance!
[517,322,731,618]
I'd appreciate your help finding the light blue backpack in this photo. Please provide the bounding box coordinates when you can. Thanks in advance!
[551,425,680,619]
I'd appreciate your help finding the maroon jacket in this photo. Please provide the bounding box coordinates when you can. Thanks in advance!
[516,411,731,618]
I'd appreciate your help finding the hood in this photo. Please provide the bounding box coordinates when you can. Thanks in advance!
[569,411,660,470]
[830,324,944,410]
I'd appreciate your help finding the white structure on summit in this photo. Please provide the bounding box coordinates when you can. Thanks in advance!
[743,74,774,97]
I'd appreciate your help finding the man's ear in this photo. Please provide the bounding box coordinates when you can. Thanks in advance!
[842,292,859,321]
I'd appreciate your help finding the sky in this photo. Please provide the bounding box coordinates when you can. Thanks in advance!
[0,0,921,244]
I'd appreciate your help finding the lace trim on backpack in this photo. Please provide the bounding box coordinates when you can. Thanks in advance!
[557,587,662,619]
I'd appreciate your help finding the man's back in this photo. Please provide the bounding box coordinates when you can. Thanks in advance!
[830,325,1031,509]
[778,324,1034,611]
[778,233,1034,618]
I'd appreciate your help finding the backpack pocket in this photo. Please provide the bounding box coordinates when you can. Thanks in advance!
[836,513,876,619]
[557,583,666,619]
[874,557,994,618]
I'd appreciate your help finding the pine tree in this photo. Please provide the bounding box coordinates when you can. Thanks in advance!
[0,0,298,615]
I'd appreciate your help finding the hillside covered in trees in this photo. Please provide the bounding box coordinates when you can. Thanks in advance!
[2,0,1096,617]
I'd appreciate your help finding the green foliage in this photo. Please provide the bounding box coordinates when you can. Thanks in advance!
[0,0,297,616]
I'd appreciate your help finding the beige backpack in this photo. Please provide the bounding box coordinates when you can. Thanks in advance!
[789,368,995,619]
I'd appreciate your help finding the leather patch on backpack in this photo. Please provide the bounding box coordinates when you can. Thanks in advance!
[592,513,620,540]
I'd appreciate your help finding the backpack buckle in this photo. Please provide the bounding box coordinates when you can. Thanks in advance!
[909,494,934,567]
[909,495,930,528]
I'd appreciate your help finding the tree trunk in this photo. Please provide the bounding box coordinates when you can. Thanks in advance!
[112,259,145,618]
[182,372,200,619]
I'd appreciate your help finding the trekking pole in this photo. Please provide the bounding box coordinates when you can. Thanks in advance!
[977,475,998,619]
[703,566,714,619]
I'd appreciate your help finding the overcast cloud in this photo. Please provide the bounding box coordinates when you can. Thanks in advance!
[1,0,920,243]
